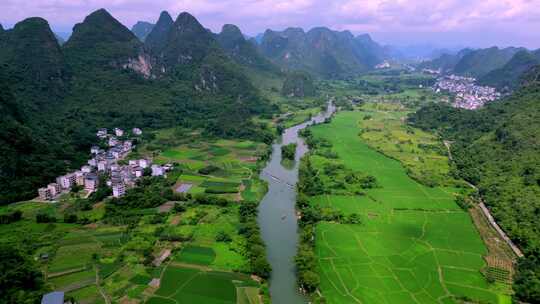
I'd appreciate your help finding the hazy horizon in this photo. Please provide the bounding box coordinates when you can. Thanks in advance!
[1,0,539,49]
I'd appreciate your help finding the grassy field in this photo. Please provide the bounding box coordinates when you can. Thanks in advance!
[308,111,510,304]
[356,102,461,187]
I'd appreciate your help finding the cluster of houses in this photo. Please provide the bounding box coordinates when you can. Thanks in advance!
[432,75,501,109]
[37,127,172,201]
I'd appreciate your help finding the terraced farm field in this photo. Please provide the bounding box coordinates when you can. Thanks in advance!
[308,111,510,304]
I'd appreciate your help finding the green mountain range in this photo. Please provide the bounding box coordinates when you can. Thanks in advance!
[259,27,387,78]
[479,50,540,90]
[0,9,274,203]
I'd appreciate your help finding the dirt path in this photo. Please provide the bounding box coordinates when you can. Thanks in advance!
[95,265,111,304]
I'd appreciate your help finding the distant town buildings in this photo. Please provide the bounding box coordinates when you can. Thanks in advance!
[432,74,501,109]
[375,61,391,69]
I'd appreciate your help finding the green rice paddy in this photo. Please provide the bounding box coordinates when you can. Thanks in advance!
[148,266,257,304]
[308,111,510,304]
[174,246,216,265]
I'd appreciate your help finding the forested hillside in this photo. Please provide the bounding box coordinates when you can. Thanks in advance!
[479,50,540,91]
[408,77,540,302]
[0,9,276,204]
[259,27,386,78]
[419,47,522,79]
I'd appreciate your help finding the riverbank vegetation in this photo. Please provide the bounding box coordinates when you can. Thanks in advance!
[281,143,297,161]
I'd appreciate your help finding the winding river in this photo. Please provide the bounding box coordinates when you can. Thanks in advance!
[257,102,336,304]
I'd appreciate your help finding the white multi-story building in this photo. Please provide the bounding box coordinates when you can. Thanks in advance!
[38,187,53,201]
[151,165,165,176]
[88,158,97,167]
[108,137,119,147]
[111,148,123,159]
[112,183,125,198]
[133,166,144,178]
[139,159,151,169]
[91,146,100,154]
[123,141,132,152]
[97,128,108,138]
[47,183,61,196]
[75,171,85,186]
[97,160,108,172]
[114,128,124,137]
[84,174,99,192]
[57,173,76,189]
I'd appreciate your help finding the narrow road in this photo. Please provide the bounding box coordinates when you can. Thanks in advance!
[444,140,523,258]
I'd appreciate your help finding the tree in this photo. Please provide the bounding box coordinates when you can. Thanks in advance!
[0,245,47,304]
[252,256,271,279]
[215,231,232,242]
[300,270,320,292]
[63,213,78,223]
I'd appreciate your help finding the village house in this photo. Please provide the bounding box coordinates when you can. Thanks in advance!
[97,160,108,172]
[132,127,142,136]
[133,166,144,178]
[57,173,76,190]
[84,174,99,192]
[151,165,165,177]
[38,187,53,201]
[112,183,126,198]
[114,128,124,137]
[41,291,64,304]
[96,128,107,139]
[47,183,61,196]
[75,171,85,186]
[139,159,151,168]
[88,158,97,167]
[90,145,100,154]
[81,165,92,173]
[108,137,119,147]
[123,140,132,152]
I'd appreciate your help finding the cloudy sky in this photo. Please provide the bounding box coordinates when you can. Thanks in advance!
[1,0,539,48]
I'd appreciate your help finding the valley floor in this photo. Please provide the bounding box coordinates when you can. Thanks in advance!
[306,110,512,304]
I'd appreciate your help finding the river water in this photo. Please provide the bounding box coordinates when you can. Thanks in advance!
[257,102,336,304]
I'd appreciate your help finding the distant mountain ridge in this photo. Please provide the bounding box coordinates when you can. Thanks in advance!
[419,46,526,78]
[131,21,154,41]
[453,47,523,78]
[144,11,174,54]
[216,24,277,72]
[478,50,540,90]
[259,27,387,78]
